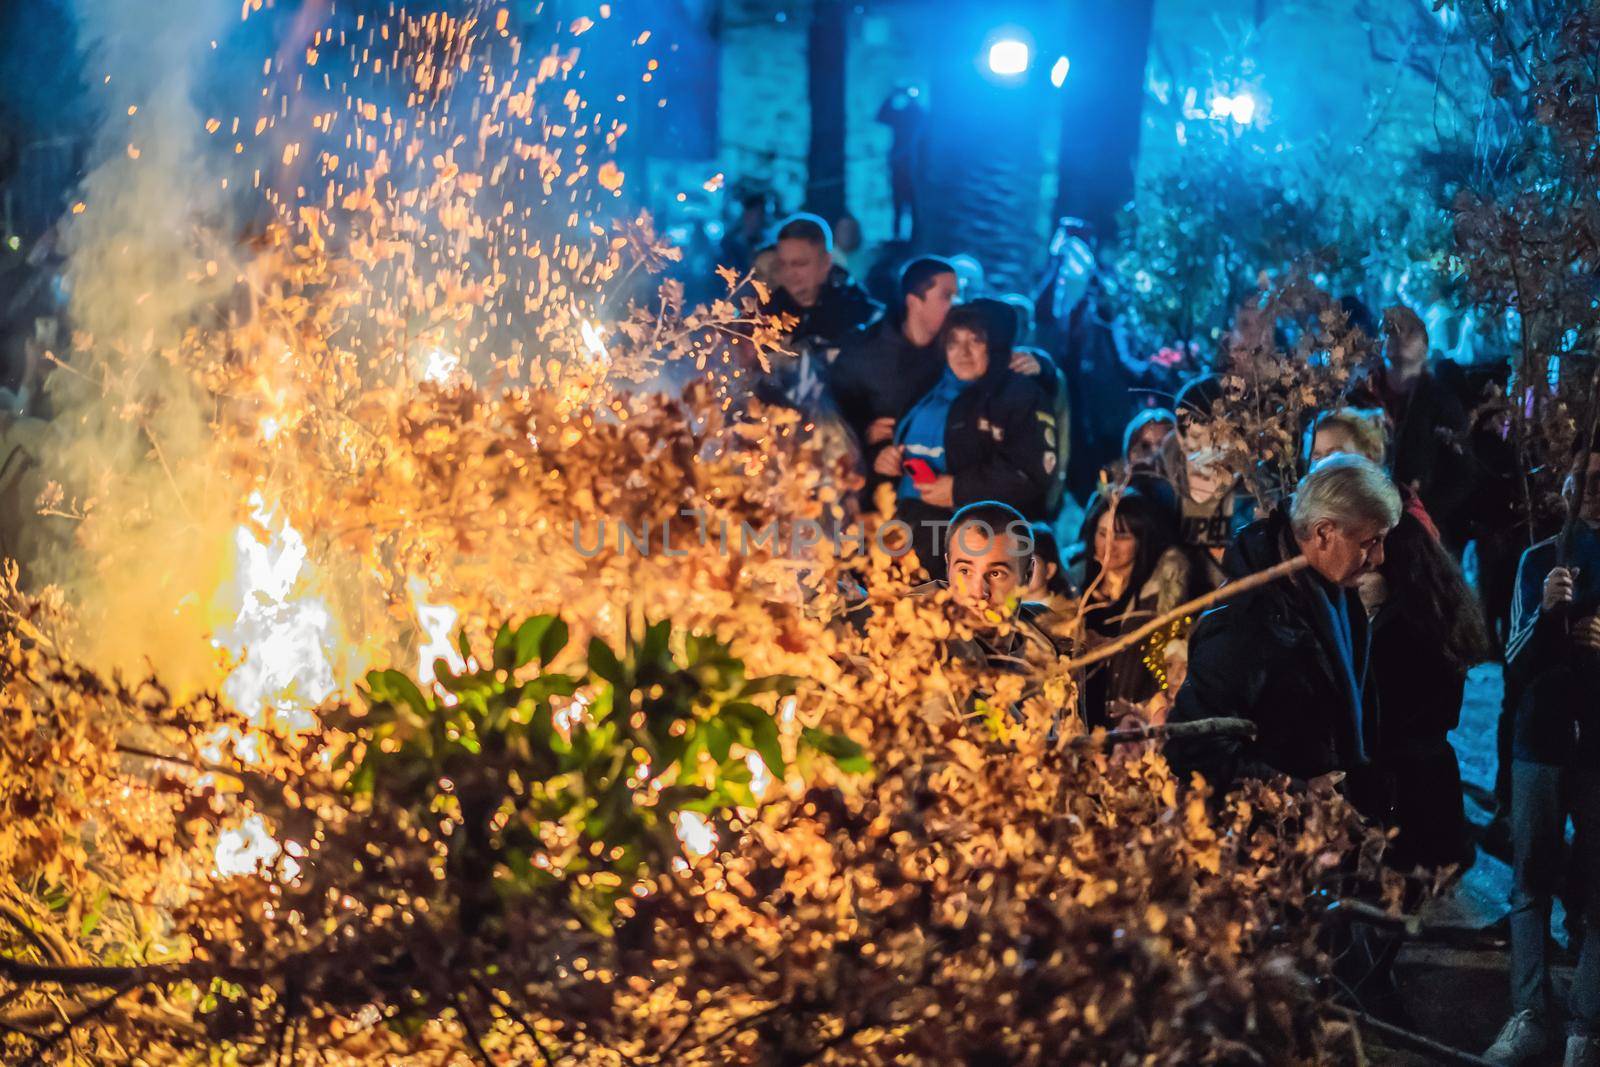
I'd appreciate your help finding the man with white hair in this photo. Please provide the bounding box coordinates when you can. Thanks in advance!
[1166,454,1402,789]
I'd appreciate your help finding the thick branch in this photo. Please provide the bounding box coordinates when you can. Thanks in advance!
[1326,1003,1497,1067]
[1068,717,1256,749]
[0,955,186,987]
[1062,556,1311,673]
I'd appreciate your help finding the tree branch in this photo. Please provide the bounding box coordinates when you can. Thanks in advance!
[1062,556,1311,673]
[1067,717,1257,749]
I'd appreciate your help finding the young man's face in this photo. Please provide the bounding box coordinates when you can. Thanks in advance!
[947,525,1028,612]
[775,237,831,307]
[904,272,957,341]
[1384,328,1428,373]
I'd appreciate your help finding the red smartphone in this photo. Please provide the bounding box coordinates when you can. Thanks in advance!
[903,458,936,486]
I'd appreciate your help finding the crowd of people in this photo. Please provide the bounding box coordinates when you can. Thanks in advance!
[726,208,1600,1065]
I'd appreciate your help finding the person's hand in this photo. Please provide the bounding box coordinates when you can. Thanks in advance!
[918,474,954,508]
[1575,615,1600,653]
[1355,572,1388,614]
[1544,566,1576,611]
[866,416,896,445]
[1010,352,1041,376]
[873,445,905,479]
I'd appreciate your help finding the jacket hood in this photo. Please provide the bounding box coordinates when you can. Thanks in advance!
[964,297,1018,361]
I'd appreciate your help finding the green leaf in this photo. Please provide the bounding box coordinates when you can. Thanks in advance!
[348,755,377,796]
[588,637,624,685]
[365,669,430,719]
[492,621,515,671]
[539,617,570,664]
[801,727,873,776]
[655,783,710,812]
[639,618,671,667]
[511,616,553,669]
[745,711,784,780]
[738,674,800,698]
[703,718,732,763]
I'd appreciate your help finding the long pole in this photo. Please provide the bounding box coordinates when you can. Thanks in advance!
[1060,555,1311,674]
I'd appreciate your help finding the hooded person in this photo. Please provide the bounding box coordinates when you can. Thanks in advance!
[873,302,1057,580]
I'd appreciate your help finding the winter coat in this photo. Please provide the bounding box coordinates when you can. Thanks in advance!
[828,315,946,499]
[762,266,882,351]
[1166,511,1376,788]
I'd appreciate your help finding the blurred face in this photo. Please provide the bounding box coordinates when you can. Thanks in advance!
[1181,421,1228,502]
[1384,328,1427,372]
[775,237,831,307]
[1311,425,1361,465]
[1093,511,1137,575]
[1128,419,1174,467]
[904,272,957,342]
[1301,518,1390,587]
[1164,648,1189,693]
[945,327,990,381]
[947,525,1027,611]
[835,216,862,252]
[1564,453,1600,524]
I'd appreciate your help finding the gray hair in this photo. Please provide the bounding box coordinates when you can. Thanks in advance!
[1289,453,1402,539]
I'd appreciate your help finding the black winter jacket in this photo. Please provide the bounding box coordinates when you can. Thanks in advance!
[1166,512,1376,788]
[762,266,882,351]
[941,370,1058,518]
[828,315,945,498]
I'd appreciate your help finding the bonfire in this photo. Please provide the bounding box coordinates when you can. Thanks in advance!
[0,4,1387,1064]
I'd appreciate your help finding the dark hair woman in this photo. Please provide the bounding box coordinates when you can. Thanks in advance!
[1074,488,1199,729]
[876,302,1056,580]
[1353,510,1494,871]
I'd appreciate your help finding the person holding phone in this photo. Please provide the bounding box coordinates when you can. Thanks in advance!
[1486,447,1600,1066]
[872,301,1055,580]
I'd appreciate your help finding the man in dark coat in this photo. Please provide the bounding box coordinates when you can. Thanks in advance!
[1165,455,1402,790]
[761,213,881,352]
[1373,306,1474,549]
[828,256,958,504]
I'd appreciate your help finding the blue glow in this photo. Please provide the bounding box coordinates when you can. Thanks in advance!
[987,37,1031,77]
[1209,90,1259,125]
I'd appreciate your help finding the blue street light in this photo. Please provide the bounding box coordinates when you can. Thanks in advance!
[986,36,1031,77]
[1049,55,1070,88]
[1209,90,1259,125]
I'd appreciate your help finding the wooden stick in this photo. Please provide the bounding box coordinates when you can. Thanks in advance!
[1066,716,1256,749]
[1323,898,1504,947]
[1061,555,1311,673]
[0,956,176,987]
[1325,1003,1498,1067]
